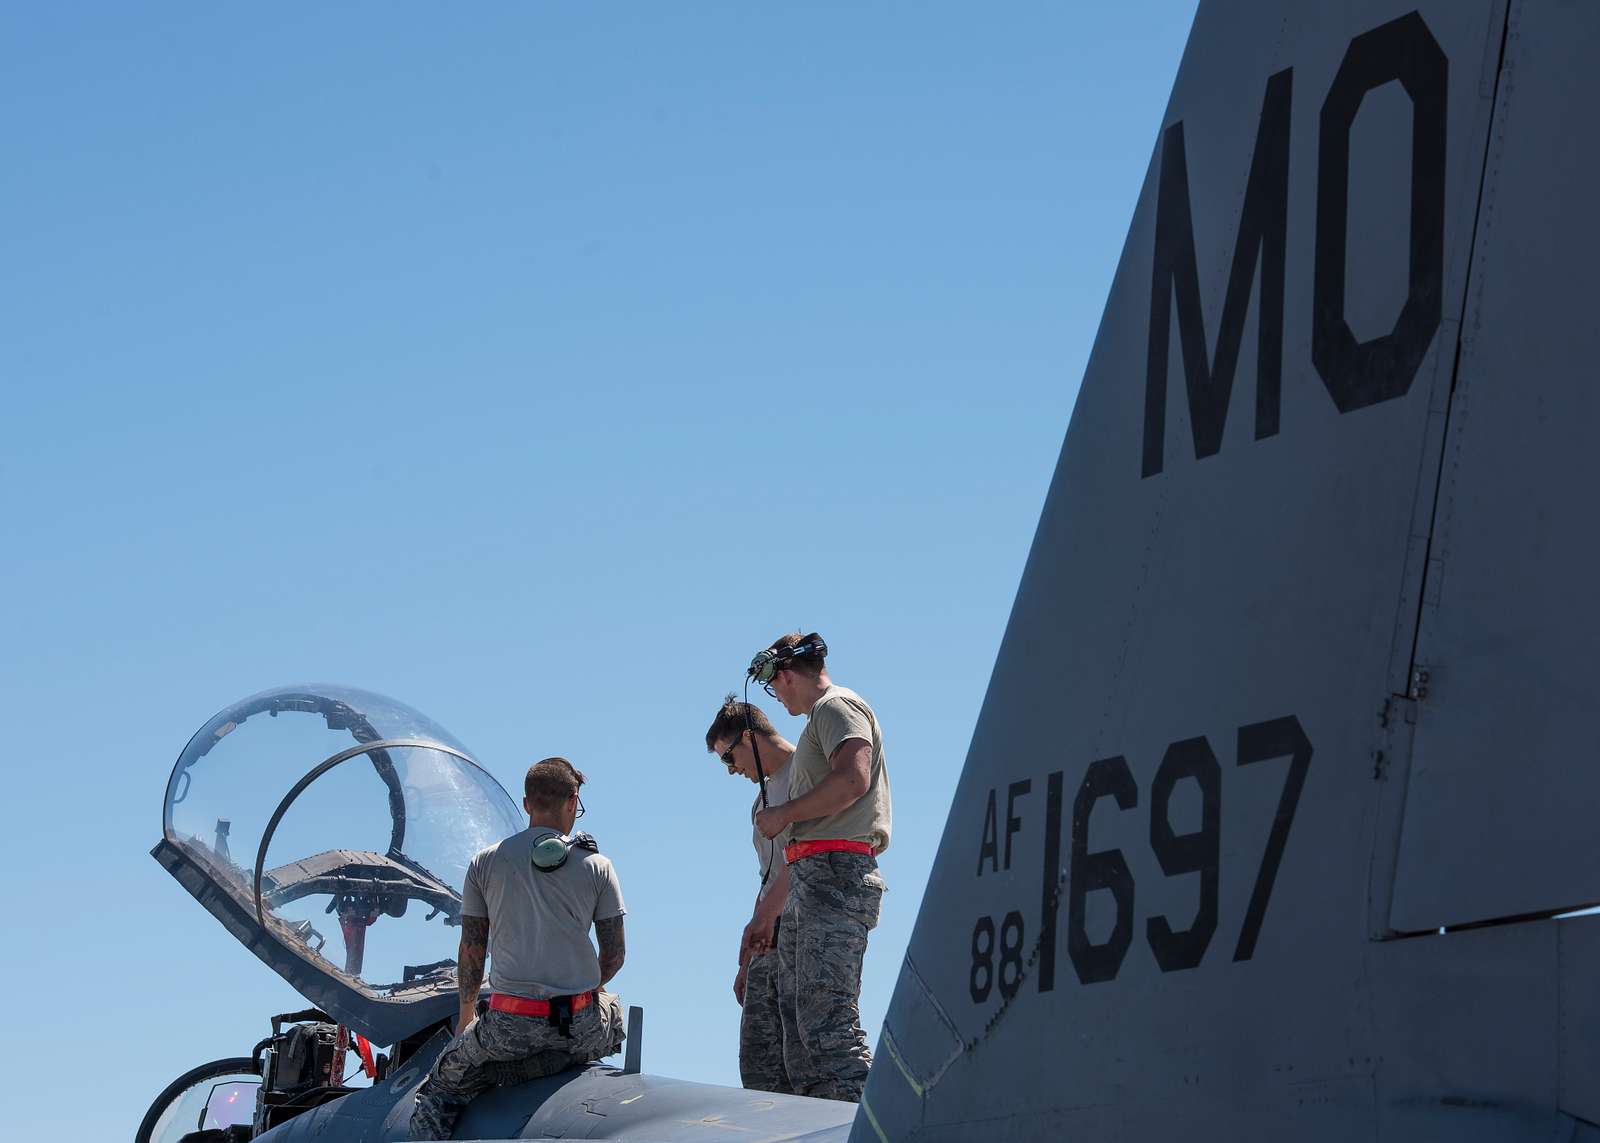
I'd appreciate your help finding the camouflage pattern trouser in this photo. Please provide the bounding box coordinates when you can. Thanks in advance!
[739,928,795,1093]
[408,993,621,1139]
[778,851,886,1102]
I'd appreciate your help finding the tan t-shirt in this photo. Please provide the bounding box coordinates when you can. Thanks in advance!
[787,684,892,853]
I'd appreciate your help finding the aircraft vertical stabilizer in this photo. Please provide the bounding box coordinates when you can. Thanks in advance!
[856,2,1600,1139]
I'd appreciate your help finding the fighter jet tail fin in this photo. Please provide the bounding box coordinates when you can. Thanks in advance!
[856,2,1600,1138]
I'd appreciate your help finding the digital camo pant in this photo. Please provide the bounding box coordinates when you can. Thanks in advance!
[778,852,886,1102]
[739,938,795,1093]
[409,995,621,1140]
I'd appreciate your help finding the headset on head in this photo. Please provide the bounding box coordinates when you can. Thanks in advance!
[741,633,827,888]
[530,831,599,874]
[747,633,828,686]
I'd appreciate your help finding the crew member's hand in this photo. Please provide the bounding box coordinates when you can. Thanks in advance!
[733,965,748,1007]
[457,1005,477,1037]
[743,913,777,956]
[754,805,787,840]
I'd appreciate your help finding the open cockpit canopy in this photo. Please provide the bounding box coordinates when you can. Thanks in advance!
[153,685,523,1045]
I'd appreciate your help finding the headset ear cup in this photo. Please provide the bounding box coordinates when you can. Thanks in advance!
[749,648,779,683]
[531,835,571,872]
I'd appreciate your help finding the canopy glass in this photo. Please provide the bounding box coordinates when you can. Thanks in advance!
[155,685,523,1043]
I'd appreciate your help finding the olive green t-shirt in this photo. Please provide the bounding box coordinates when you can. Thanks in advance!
[788,684,892,853]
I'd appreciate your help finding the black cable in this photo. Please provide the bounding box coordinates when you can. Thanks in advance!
[742,677,776,892]
[742,676,771,809]
[249,1036,274,1071]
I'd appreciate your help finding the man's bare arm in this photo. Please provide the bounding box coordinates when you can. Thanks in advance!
[596,915,626,985]
[456,915,489,1031]
[756,860,790,927]
[755,739,872,838]
[744,860,790,955]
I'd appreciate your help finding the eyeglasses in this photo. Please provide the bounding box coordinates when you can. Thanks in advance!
[574,794,585,819]
[719,735,741,772]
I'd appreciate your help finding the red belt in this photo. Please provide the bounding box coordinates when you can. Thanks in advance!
[489,990,595,1017]
[785,839,875,864]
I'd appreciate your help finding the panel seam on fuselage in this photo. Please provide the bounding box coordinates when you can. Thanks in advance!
[1397,0,1514,684]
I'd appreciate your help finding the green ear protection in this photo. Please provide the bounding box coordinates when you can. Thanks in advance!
[747,633,828,684]
[531,831,599,873]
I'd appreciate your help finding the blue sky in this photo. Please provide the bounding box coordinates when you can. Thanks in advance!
[0,3,1195,1134]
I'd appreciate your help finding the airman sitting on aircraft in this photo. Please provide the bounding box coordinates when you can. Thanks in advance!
[705,695,799,1094]
[750,632,892,1102]
[410,757,627,1140]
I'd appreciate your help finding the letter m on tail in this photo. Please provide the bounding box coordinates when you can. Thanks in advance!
[1143,69,1292,479]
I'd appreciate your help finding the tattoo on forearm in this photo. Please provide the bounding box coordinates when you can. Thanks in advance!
[595,916,626,984]
[458,915,489,1009]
